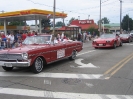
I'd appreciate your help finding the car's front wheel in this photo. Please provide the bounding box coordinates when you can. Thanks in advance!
[2,66,13,71]
[120,41,123,46]
[113,42,117,49]
[69,50,77,60]
[31,57,44,73]
[128,39,131,43]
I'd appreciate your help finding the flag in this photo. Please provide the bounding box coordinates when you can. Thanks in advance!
[47,14,51,19]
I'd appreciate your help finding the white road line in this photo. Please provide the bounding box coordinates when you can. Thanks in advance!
[0,72,103,79]
[73,59,98,68]
[85,83,94,88]
[0,87,132,99]
[123,43,133,45]
[77,50,96,56]
[44,79,51,85]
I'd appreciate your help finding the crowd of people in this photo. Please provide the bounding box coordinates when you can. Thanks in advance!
[77,31,98,43]
[0,31,37,50]
[0,30,98,50]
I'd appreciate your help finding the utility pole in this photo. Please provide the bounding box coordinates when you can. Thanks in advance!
[128,14,129,33]
[99,0,102,35]
[53,0,56,35]
[78,16,80,20]
[62,11,65,26]
[119,0,122,34]
[88,15,90,20]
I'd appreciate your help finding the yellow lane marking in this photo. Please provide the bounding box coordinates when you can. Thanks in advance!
[110,56,133,77]
[104,53,133,75]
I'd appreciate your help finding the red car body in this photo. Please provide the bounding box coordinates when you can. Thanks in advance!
[120,34,133,43]
[92,34,122,49]
[0,34,83,73]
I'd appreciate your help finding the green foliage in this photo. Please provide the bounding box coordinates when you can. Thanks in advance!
[68,17,75,25]
[0,22,4,26]
[87,27,99,36]
[8,21,26,26]
[41,19,51,29]
[121,14,133,31]
[97,17,110,24]
[102,17,110,24]
[55,21,65,27]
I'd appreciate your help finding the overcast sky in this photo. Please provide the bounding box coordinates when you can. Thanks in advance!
[0,0,133,25]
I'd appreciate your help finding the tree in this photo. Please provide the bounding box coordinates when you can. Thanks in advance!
[41,19,51,29]
[87,27,99,36]
[68,17,76,25]
[97,17,110,24]
[121,14,133,31]
[0,22,4,26]
[55,21,65,27]
[41,19,51,33]
[102,17,110,24]
[8,21,26,26]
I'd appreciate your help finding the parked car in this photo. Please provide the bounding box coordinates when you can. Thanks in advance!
[120,34,133,43]
[130,32,133,38]
[0,34,83,73]
[92,33,122,49]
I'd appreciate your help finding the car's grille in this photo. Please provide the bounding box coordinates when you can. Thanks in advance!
[0,54,23,60]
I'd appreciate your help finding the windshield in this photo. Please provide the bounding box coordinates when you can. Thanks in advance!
[120,34,129,37]
[23,36,51,44]
[100,34,115,39]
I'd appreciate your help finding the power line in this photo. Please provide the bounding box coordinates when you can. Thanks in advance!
[25,0,133,20]
[26,0,119,13]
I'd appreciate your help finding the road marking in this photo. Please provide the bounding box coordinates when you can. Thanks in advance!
[85,83,94,88]
[72,59,99,68]
[0,72,103,79]
[44,79,51,85]
[110,56,133,76]
[123,43,133,45]
[104,53,133,79]
[77,50,96,56]
[0,87,132,99]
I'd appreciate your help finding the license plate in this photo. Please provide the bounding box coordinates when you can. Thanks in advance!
[99,44,103,46]
[5,63,12,67]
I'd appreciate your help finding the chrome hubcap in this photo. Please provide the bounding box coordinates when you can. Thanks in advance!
[35,57,43,72]
[72,51,77,59]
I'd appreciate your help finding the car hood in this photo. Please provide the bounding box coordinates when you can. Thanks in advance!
[0,45,48,54]
[120,37,128,39]
[94,38,114,41]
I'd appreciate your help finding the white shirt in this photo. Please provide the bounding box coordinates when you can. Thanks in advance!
[6,35,14,44]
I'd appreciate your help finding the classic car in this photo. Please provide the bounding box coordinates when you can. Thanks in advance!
[0,34,83,73]
[120,34,133,43]
[92,34,122,49]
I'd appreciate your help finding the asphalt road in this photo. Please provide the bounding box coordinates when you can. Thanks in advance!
[0,41,133,99]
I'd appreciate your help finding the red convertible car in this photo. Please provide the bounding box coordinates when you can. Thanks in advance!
[0,34,83,73]
[92,34,122,49]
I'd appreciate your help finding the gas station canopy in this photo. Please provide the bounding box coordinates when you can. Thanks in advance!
[0,9,67,34]
[0,9,67,22]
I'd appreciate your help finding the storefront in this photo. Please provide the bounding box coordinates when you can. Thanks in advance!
[70,20,98,31]
[59,19,98,32]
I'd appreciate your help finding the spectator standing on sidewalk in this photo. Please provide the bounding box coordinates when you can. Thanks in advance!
[77,33,82,41]
[83,31,87,43]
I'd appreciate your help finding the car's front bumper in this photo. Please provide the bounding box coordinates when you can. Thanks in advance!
[92,43,113,48]
[0,60,31,67]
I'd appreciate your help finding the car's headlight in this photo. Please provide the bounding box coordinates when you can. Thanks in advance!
[22,53,28,60]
